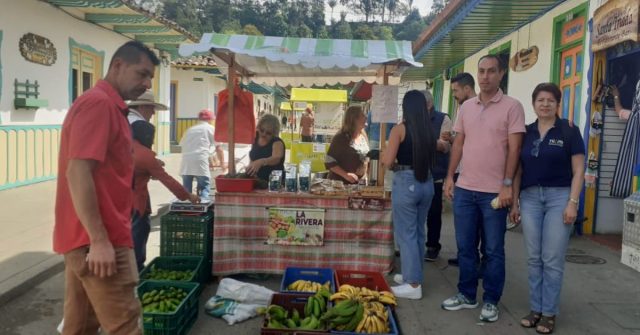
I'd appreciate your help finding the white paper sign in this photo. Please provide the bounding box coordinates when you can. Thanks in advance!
[293,101,308,110]
[371,85,399,123]
[313,143,326,153]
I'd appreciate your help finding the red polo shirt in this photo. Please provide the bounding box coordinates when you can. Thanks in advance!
[54,80,134,254]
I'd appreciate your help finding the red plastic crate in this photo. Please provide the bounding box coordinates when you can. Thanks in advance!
[334,270,390,292]
[215,176,255,193]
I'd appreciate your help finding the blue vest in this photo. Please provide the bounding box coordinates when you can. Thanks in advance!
[430,111,449,180]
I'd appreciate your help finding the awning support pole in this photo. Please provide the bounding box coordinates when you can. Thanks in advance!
[227,54,236,176]
[378,66,389,188]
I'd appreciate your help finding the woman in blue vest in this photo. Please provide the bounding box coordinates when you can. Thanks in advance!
[382,90,437,299]
[510,83,585,334]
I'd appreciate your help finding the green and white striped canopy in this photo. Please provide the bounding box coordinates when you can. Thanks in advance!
[179,33,421,87]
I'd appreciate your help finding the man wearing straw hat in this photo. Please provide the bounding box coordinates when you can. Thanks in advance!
[127,89,168,124]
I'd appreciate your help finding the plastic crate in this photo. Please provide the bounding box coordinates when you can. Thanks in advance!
[160,211,213,281]
[330,306,398,335]
[137,280,200,335]
[334,270,391,292]
[215,176,255,192]
[261,293,330,335]
[281,267,335,293]
[140,256,206,286]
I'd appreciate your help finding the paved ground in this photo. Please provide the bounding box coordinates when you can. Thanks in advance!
[1,154,640,334]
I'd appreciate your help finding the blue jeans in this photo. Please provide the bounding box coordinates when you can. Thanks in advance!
[453,187,507,305]
[520,186,572,316]
[131,210,151,272]
[392,170,434,285]
[182,175,211,200]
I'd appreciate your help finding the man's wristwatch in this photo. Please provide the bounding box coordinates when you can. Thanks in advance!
[502,178,513,187]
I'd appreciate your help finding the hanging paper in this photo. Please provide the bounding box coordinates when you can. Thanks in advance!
[371,85,399,123]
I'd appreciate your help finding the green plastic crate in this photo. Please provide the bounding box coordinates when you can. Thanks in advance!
[160,211,213,280]
[137,280,200,335]
[140,256,206,285]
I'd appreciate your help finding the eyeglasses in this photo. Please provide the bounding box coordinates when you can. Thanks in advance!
[258,127,273,137]
[531,138,543,157]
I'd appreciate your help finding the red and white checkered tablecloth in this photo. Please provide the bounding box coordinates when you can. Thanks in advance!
[212,192,394,275]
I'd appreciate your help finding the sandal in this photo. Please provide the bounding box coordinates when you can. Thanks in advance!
[520,311,542,328]
[536,315,556,334]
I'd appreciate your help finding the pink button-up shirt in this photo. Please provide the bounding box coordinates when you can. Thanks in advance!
[453,89,525,193]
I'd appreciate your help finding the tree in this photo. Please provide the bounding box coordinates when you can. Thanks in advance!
[352,24,376,40]
[332,19,353,39]
[373,25,393,40]
[393,8,424,41]
[328,0,338,22]
[242,24,263,35]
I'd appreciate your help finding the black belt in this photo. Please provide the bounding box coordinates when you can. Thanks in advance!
[392,165,412,172]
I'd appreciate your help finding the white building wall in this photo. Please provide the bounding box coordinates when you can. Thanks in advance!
[170,69,226,118]
[460,0,597,130]
[0,0,172,126]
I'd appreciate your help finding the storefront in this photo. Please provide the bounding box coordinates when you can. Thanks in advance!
[584,0,640,234]
[0,0,195,190]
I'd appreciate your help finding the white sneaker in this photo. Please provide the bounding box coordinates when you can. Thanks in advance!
[393,274,404,285]
[391,283,422,300]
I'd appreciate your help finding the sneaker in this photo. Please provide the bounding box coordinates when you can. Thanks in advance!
[441,293,479,311]
[424,247,440,262]
[391,284,422,300]
[393,274,404,285]
[448,258,459,266]
[479,303,499,322]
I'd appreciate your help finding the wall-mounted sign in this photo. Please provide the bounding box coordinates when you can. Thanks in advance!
[19,33,56,66]
[592,0,639,52]
[561,16,586,46]
[509,46,539,72]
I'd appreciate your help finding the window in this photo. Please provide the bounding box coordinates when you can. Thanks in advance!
[489,41,511,94]
[69,39,103,103]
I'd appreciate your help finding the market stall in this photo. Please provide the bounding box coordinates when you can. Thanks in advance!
[178,33,421,276]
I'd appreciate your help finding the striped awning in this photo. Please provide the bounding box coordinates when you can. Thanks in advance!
[179,33,421,87]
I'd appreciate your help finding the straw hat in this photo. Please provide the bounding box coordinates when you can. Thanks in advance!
[127,90,168,110]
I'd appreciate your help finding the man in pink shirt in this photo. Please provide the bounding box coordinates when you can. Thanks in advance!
[441,55,525,323]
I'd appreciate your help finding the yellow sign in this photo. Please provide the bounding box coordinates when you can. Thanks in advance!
[592,0,640,51]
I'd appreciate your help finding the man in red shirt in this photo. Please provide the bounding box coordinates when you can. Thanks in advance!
[54,41,158,335]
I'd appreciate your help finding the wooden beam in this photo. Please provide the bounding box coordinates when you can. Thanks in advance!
[377,66,389,188]
[227,55,237,175]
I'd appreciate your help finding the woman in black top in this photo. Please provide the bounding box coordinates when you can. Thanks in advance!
[247,114,285,181]
[381,90,437,300]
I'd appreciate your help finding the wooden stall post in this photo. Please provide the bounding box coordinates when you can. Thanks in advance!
[377,67,389,187]
[227,55,236,175]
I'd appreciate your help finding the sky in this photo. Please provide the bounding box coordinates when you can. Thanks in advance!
[324,0,435,24]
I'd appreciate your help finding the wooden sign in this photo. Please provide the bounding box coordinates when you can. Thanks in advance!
[19,33,57,66]
[561,17,586,46]
[509,46,539,72]
[592,0,640,52]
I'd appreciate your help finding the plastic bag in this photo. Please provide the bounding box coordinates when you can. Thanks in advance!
[203,278,274,325]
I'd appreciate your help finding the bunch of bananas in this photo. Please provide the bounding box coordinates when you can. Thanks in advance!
[259,288,331,331]
[261,304,323,330]
[320,299,391,333]
[329,284,397,306]
[286,279,331,292]
[304,286,331,318]
[356,301,391,333]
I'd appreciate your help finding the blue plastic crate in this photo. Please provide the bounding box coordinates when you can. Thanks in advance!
[280,267,335,293]
[330,306,398,335]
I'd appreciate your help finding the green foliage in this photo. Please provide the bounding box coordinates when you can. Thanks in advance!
[155,0,448,42]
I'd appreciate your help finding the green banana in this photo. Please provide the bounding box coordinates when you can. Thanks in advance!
[267,318,285,329]
[285,318,297,328]
[342,303,364,331]
[318,286,331,299]
[304,297,313,317]
[312,296,321,318]
[328,313,353,325]
[300,316,312,327]
[267,304,286,320]
[315,293,326,312]
[333,300,358,316]
[300,315,320,330]
[292,308,300,324]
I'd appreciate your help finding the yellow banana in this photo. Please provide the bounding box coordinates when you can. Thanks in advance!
[356,314,368,332]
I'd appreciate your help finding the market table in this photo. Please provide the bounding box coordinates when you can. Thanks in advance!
[212,191,394,276]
